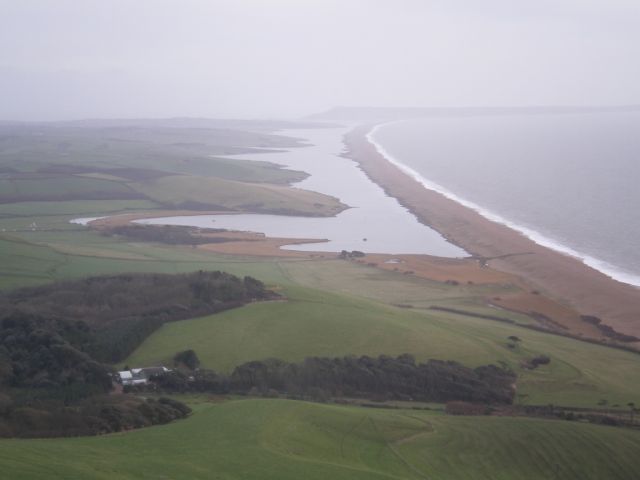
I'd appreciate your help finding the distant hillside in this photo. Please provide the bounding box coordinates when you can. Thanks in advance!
[0,121,347,215]
[307,105,640,122]
[0,117,339,131]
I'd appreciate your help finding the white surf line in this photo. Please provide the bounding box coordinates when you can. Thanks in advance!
[367,122,640,288]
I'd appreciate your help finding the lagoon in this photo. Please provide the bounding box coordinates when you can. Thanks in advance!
[138,127,466,257]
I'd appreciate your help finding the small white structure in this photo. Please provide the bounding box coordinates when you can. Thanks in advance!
[118,370,133,385]
[117,366,171,386]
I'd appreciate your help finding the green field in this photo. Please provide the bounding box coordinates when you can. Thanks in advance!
[124,284,640,408]
[0,175,140,202]
[0,122,305,174]
[0,124,342,216]
[181,156,310,184]
[131,174,346,215]
[0,199,159,217]
[0,229,293,289]
[1,398,638,480]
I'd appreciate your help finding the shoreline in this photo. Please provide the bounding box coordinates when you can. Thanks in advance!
[367,122,640,288]
[344,124,640,338]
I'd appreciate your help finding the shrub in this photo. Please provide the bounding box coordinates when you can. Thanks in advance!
[174,349,200,370]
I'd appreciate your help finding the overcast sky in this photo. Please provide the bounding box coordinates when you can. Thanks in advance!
[1,0,639,120]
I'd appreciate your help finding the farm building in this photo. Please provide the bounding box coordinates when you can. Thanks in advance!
[117,366,171,386]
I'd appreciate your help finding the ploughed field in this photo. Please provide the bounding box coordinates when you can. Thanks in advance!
[1,398,639,480]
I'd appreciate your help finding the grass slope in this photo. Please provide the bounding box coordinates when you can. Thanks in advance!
[1,399,638,480]
[0,124,342,216]
[0,176,140,202]
[0,232,292,290]
[131,175,346,215]
[124,285,640,408]
[188,156,309,184]
[0,199,159,217]
[0,124,303,175]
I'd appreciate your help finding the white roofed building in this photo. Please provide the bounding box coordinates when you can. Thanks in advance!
[117,366,171,386]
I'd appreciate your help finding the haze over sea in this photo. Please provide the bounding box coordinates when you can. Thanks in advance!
[370,112,640,287]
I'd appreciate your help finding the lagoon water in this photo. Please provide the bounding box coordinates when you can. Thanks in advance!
[138,127,466,257]
[370,112,640,286]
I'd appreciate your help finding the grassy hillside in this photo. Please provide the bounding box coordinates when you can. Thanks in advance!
[131,175,345,215]
[124,284,640,408]
[0,231,291,290]
[0,124,343,216]
[0,199,159,217]
[0,175,143,202]
[1,398,638,480]
[174,156,310,184]
[0,123,304,173]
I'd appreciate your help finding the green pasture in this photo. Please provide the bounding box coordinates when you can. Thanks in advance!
[0,199,159,217]
[1,398,638,479]
[0,231,292,290]
[279,258,533,322]
[0,171,340,216]
[0,176,139,202]
[123,284,640,407]
[188,156,308,184]
[0,123,338,218]
[131,174,346,215]
[0,122,313,220]
[0,124,302,173]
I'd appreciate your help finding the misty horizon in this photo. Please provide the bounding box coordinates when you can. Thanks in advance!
[2,0,640,121]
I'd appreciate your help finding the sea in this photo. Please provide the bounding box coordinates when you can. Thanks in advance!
[369,112,640,287]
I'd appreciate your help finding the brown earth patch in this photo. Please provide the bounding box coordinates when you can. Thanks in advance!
[198,234,327,258]
[490,292,603,337]
[363,253,514,285]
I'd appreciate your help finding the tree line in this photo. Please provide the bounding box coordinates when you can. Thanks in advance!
[145,353,517,405]
[0,394,191,438]
[0,270,273,437]
[1,271,275,363]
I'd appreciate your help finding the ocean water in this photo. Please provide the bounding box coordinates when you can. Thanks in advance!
[370,112,640,287]
[137,127,465,257]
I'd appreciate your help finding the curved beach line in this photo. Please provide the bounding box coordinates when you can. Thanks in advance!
[367,122,640,288]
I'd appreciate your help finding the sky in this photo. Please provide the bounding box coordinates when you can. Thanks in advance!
[1,0,639,120]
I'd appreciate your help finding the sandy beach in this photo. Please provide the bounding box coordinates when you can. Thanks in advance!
[344,125,640,338]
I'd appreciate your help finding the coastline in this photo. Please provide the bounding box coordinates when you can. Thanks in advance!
[367,122,640,288]
[344,124,640,338]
